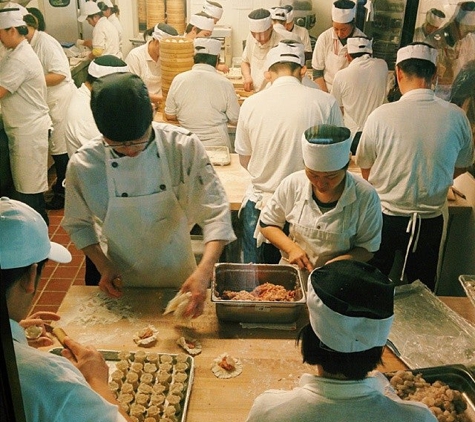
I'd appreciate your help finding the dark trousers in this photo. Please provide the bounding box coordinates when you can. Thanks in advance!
[370,213,444,291]
[13,191,49,226]
[51,153,69,195]
[85,256,101,286]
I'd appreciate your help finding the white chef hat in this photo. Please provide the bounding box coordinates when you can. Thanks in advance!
[270,7,287,22]
[152,23,178,41]
[307,260,394,353]
[88,55,129,78]
[283,5,294,23]
[194,37,221,56]
[0,197,71,269]
[78,1,102,22]
[248,8,272,33]
[189,13,215,31]
[203,1,223,20]
[396,43,437,65]
[347,37,373,54]
[1,2,28,15]
[102,0,114,8]
[426,8,445,27]
[302,125,352,172]
[331,0,356,23]
[456,2,475,25]
[265,40,305,69]
[0,7,25,29]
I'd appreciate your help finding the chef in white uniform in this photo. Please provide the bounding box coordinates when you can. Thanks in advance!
[97,0,123,57]
[259,124,381,272]
[241,8,284,92]
[164,38,240,151]
[62,73,235,318]
[202,0,224,23]
[126,23,178,107]
[184,13,215,39]
[283,4,313,60]
[270,7,301,42]
[311,0,366,92]
[0,7,52,224]
[24,11,77,210]
[331,37,388,153]
[65,55,129,157]
[413,8,445,42]
[77,1,121,59]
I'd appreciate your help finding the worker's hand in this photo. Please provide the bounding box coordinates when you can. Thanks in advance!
[243,76,254,92]
[217,63,229,73]
[180,268,209,319]
[98,263,123,298]
[19,311,61,348]
[62,337,109,386]
[287,244,314,272]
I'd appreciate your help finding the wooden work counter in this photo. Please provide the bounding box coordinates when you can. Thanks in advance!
[47,286,473,422]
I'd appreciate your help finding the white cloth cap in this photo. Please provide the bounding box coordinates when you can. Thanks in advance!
[265,40,305,69]
[78,1,101,22]
[1,2,28,15]
[0,8,25,29]
[152,24,175,41]
[302,125,352,172]
[248,15,272,32]
[270,7,287,21]
[286,8,294,23]
[347,37,373,54]
[457,7,475,25]
[332,3,356,23]
[194,37,221,55]
[0,197,71,269]
[101,0,114,8]
[396,43,437,65]
[189,14,215,31]
[203,1,223,20]
[426,9,444,27]
[307,261,394,353]
[88,60,129,78]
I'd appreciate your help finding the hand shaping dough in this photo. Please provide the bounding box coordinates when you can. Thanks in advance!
[133,325,159,347]
[163,291,192,321]
[211,353,242,379]
[176,336,202,355]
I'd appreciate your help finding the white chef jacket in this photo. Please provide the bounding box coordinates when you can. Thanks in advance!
[108,13,123,56]
[242,30,283,92]
[234,76,343,207]
[126,40,162,97]
[0,39,51,193]
[331,54,388,136]
[11,320,126,422]
[64,83,101,156]
[30,29,76,155]
[260,170,381,266]
[356,89,474,217]
[291,24,312,53]
[246,372,437,422]
[311,26,366,91]
[272,23,301,43]
[164,63,240,150]
[62,121,235,257]
[93,16,121,58]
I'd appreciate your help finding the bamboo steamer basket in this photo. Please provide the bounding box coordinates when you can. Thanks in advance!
[146,0,166,29]
[166,0,186,34]
[160,37,194,103]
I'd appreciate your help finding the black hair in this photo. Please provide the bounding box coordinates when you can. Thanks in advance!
[143,22,178,41]
[333,0,356,9]
[26,7,46,31]
[460,1,475,12]
[297,323,384,380]
[23,14,38,30]
[397,42,436,82]
[1,259,48,295]
[207,1,222,7]
[194,53,219,66]
[429,8,446,18]
[268,61,302,73]
[348,51,371,59]
[249,8,271,20]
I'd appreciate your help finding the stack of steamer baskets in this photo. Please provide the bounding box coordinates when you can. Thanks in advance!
[160,37,194,109]
[137,0,147,31]
[146,0,165,29]
[166,0,186,34]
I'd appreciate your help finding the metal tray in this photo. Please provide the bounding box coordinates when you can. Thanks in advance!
[385,364,475,421]
[50,348,194,422]
[211,263,306,324]
[205,146,231,166]
[460,275,475,308]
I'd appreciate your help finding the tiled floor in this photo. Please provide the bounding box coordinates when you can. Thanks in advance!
[29,172,86,316]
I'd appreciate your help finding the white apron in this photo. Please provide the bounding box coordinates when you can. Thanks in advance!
[323,38,349,92]
[101,138,197,288]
